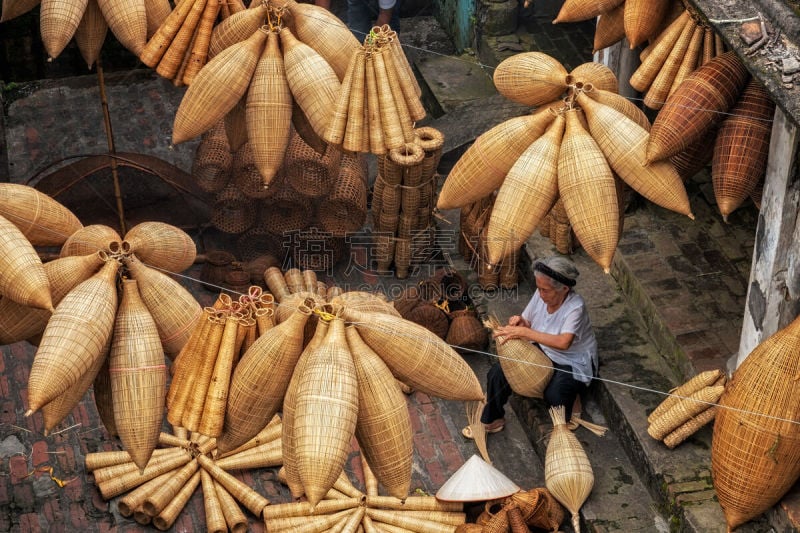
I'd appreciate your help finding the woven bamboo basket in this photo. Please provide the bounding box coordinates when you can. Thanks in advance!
[196,454,271,516]
[74,0,108,68]
[216,303,311,453]
[513,488,565,531]
[557,109,618,272]
[180,0,221,85]
[110,279,167,472]
[437,108,557,210]
[172,28,267,144]
[484,315,553,398]
[285,132,339,199]
[207,2,266,58]
[236,227,283,264]
[493,52,568,106]
[712,313,800,530]
[554,0,624,23]
[246,30,292,186]
[154,0,207,81]
[139,0,198,68]
[124,253,203,357]
[332,291,400,317]
[199,249,236,289]
[343,307,484,401]
[346,326,413,500]
[584,86,650,131]
[92,357,117,436]
[60,224,121,258]
[712,79,775,221]
[192,120,232,193]
[211,183,257,234]
[281,26,341,138]
[575,92,693,218]
[544,406,593,533]
[0,0,39,22]
[643,19,698,111]
[198,314,241,437]
[647,385,724,440]
[230,142,275,199]
[96,0,147,56]
[152,470,201,530]
[0,252,104,345]
[663,405,717,449]
[0,183,82,246]
[647,369,723,423]
[593,2,625,52]
[667,23,705,100]
[213,478,249,533]
[485,114,564,265]
[319,153,368,236]
[27,258,118,414]
[199,468,226,533]
[568,62,618,93]
[258,182,312,236]
[343,49,367,153]
[124,221,196,273]
[403,301,450,340]
[647,51,749,163]
[446,309,488,353]
[623,0,670,48]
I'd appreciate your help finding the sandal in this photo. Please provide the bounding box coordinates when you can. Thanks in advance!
[461,423,505,440]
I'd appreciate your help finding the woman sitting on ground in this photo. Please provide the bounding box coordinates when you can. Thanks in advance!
[463,255,598,437]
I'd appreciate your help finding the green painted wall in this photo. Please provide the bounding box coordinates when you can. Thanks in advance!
[433,0,476,53]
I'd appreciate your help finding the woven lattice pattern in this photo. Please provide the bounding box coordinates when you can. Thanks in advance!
[554,0,624,23]
[211,184,257,234]
[493,52,568,107]
[593,3,625,51]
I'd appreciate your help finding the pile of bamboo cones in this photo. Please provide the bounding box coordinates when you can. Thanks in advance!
[324,24,426,155]
[86,420,279,530]
[647,369,726,449]
[371,127,443,279]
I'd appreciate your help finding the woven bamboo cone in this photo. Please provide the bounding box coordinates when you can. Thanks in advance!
[493,52,567,106]
[362,453,379,497]
[342,50,367,152]
[348,326,413,499]
[124,221,197,272]
[544,406,593,533]
[26,258,118,414]
[156,0,208,79]
[246,30,293,186]
[568,62,617,93]
[90,447,186,484]
[366,496,462,512]
[152,470,202,530]
[208,1,265,55]
[97,450,192,499]
[0,0,39,22]
[366,508,459,533]
[343,307,484,401]
[180,313,226,432]
[643,18,697,110]
[647,51,749,163]
[630,11,690,93]
[213,479,249,533]
[145,0,171,37]
[97,0,147,55]
[437,107,558,210]
[133,506,152,526]
[554,0,624,23]
[327,49,358,146]
[387,31,420,96]
[281,26,341,138]
[592,2,624,52]
[0,182,82,246]
[214,438,282,470]
[372,523,418,533]
[198,315,240,437]
[74,0,107,68]
[295,317,359,506]
[181,0,220,84]
[173,28,267,144]
[197,454,270,516]
[60,224,120,257]
[141,459,199,516]
[373,47,405,150]
[167,307,214,414]
[702,27,714,64]
[0,252,103,345]
[648,385,724,440]
[383,46,415,144]
[266,509,354,532]
[584,87,650,131]
[217,416,282,458]
[117,471,174,516]
[624,0,670,48]
[647,369,722,423]
[387,39,425,122]
[668,23,705,99]
[200,468,227,533]
[485,114,564,264]
[0,214,52,310]
[264,497,362,520]
[124,253,203,357]
[171,27,197,88]
[558,109,618,272]
[712,79,775,220]
[663,405,717,449]
[217,303,311,452]
[264,266,291,301]
[378,510,466,526]
[364,52,387,154]
[110,279,167,472]
[282,319,330,498]
[86,447,179,472]
[575,91,693,218]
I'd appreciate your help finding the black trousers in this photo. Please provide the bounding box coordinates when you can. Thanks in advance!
[481,362,587,424]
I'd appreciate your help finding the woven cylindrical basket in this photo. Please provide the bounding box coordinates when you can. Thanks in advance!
[258,182,312,236]
[231,142,276,199]
[285,131,340,199]
[446,309,488,353]
[192,121,232,193]
[211,184,257,234]
[404,301,450,340]
[493,52,568,106]
[319,153,368,237]
[485,315,553,398]
[236,226,284,263]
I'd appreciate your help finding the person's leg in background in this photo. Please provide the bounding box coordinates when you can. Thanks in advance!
[347,0,377,40]
[480,363,512,426]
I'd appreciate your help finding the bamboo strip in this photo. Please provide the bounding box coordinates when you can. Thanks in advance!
[140,0,196,67]
[117,471,174,517]
[197,454,270,516]
[152,470,202,530]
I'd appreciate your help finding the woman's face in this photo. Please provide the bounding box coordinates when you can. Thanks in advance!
[536,275,569,307]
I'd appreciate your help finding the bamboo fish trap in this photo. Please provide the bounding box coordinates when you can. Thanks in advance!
[0,183,82,246]
[485,315,553,398]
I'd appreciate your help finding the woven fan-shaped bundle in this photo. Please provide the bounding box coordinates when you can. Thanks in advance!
[0,184,82,247]
[124,221,196,273]
[246,30,292,187]
[647,51,749,163]
[712,79,775,221]
[545,406,594,533]
[554,0,624,23]
[96,0,147,56]
[493,52,568,106]
[712,314,800,530]
[557,109,618,272]
[27,258,119,414]
[343,307,484,401]
[0,252,104,346]
[575,91,693,218]
[173,28,267,144]
[485,114,565,265]
[74,0,108,68]
[294,317,359,506]
[110,279,166,472]
[216,304,312,453]
[437,108,558,210]
[0,214,53,311]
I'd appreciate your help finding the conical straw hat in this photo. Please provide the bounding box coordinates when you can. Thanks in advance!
[435,455,520,502]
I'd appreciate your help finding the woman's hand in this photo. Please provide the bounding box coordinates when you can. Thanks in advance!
[507,315,530,328]
[493,325,533,345]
